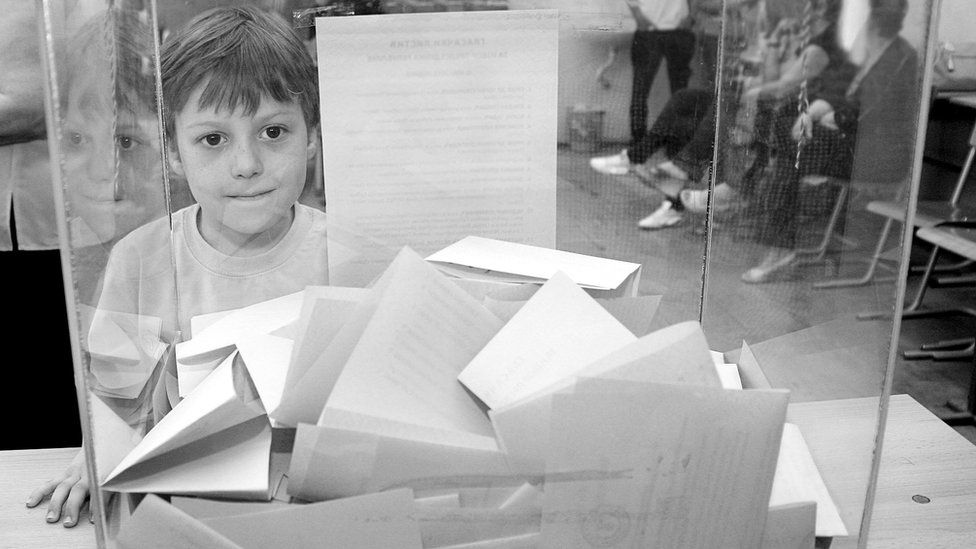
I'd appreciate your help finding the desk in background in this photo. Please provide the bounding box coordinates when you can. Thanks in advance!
[2,395,975,548]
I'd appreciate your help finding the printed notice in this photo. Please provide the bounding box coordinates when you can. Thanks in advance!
[316,10,559,286]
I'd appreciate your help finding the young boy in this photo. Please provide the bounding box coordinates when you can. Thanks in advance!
[28,5,329,527]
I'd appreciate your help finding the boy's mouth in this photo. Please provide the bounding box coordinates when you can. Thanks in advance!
[229,189,274,200]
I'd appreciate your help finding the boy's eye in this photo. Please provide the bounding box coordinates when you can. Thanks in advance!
[117,135,137,151]
[262,126,285,139]
[202,134,224,147]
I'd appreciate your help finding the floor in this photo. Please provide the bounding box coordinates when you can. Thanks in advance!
[553,144,976,446]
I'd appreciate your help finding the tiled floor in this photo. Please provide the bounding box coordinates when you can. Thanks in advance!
[555,145,976,445]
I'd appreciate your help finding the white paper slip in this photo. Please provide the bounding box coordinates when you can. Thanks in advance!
[115,495,241,549]
[716,362,744,390]
[235,335,293,416]
[541,380,789,549]
[427,235,642,294]
[489,321,721,474]
[284,286,369,397]
[103,358,271,499]
[287,423,510,501]
[459,271,636,410]
[176,291,304,361]
[770,423,848,537]
[416,507,541,549]
[324,247,503,439]
[202,489,423,549]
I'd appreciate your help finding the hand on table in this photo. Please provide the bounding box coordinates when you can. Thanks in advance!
[25,448,91,528]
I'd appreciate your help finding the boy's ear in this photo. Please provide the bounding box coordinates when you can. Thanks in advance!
[306,127,320,163]
[168,144,186,179]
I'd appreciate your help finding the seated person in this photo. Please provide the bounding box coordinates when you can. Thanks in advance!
[593,0,843,230]
[678,0,849,214]
[27,6,329,526]
[740,0,917,283]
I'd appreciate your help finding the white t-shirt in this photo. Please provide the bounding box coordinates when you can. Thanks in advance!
[90,202,329,421]
[634,0,690,31]
[0,141,58,250]
[98,202,330,337]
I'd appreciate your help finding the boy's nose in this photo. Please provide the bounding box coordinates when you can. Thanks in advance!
[84,139,116,187]
[232,141,263,178]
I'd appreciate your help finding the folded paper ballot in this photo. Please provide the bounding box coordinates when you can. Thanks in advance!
[287,422,512,501]
[320,247,504,441]
[540,379,790,548]
[175,291,305,397]
[200,489,423,549]
[116,494,242,549]
[489,321,722,474]
[416,506,541,549]
[274,247,505,441]
[426,235,642,297]
[283,286,369,400]
[87,307,168,400]
[102,355,272,498]
[459,271,637,410]
[771,424,848,537]
[482,294,662,337]
[761,502,817,549]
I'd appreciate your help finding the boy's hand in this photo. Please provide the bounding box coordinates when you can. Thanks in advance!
[25,448,90,528]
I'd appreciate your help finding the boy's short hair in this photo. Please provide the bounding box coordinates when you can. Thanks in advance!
[160,7,319,138]
[62,8,158,118]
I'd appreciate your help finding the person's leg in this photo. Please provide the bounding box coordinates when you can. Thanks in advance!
[671,97,717,179]
[742,122,851,282]
[630,87,710,165]
[698,31,719,89]
[629,30,663,147]
[592,30,662,175]
[661,29,696,94]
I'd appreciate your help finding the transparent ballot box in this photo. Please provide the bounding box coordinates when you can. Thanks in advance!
[39,0,936,547]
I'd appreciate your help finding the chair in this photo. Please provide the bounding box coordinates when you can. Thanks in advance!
[814,102,976,322]
[793,176,854,266]
[905,225,976,427]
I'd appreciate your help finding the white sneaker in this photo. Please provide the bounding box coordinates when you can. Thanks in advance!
[638,200,684,229]
[680,183,736,214]
[590,149,632,175]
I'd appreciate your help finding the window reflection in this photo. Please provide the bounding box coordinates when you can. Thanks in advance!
[60,8,168,304]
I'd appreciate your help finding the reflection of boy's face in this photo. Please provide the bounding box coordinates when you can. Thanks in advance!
[63,82,165,245]
[169,84,313,255]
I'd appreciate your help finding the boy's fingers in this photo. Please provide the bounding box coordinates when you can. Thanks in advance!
[61,485,88,528]
[26,478,60,508]
[45,479,76,523]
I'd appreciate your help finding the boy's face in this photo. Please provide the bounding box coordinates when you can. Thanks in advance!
[63,76,166,246]
[169,84,314,253]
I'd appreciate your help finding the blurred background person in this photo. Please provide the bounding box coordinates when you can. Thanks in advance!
[740,0,917,283]
[589,0,696,177]
[0,0,78,450]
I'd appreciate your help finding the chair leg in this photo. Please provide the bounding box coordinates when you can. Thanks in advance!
[903,339,975,361]
[857,246,941,320]
[815,217,894,289]
[911,258,974,275]
[921,337,976,350]
[796,186,848,264]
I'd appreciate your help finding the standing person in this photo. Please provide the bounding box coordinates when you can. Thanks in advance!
[0,0,79,450]
[589,0,695,176]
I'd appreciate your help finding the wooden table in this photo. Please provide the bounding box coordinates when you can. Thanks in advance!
[2,395,975,548]
[0,447,96,548]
